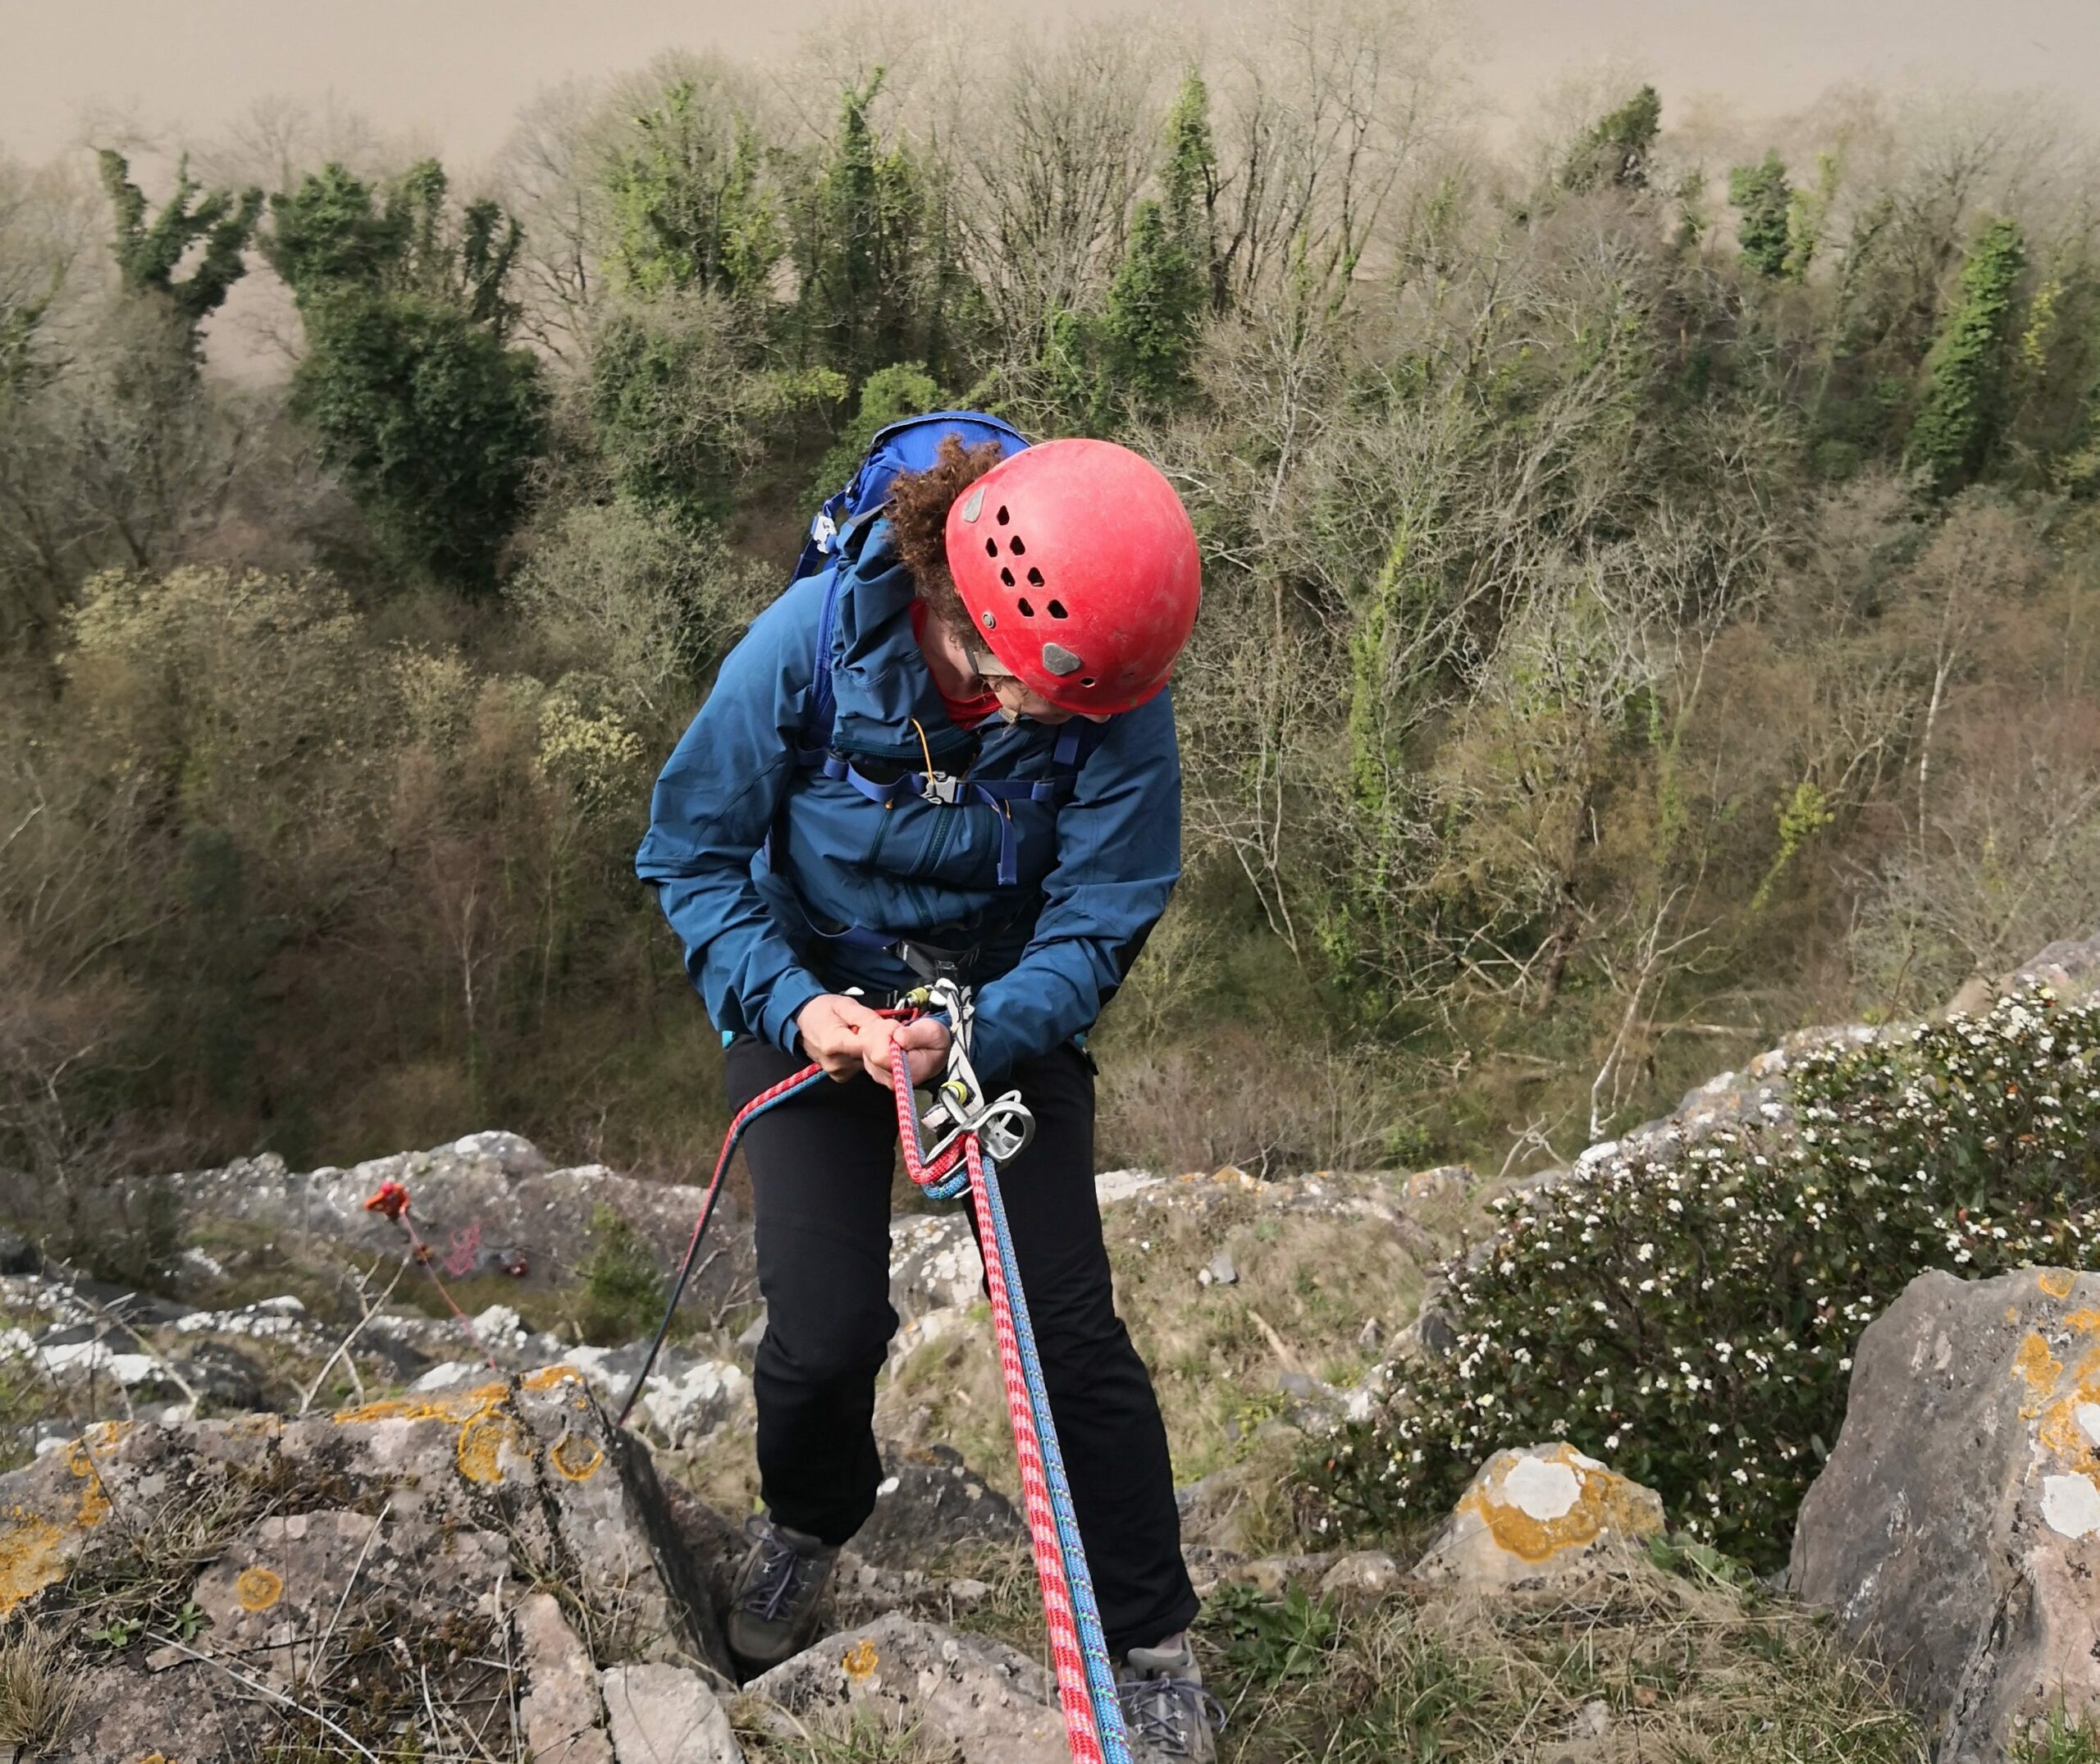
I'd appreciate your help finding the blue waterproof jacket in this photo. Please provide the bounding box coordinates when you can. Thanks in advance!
[635,518,1181,1083]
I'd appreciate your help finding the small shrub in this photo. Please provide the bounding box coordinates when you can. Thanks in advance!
[575,1204,667,1346]
[1314,987,2100,1566]
[1203,1579,1339,1687]
[75,1176,181,1291]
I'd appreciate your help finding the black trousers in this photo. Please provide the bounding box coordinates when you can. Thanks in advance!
[726,1035,1198,1657]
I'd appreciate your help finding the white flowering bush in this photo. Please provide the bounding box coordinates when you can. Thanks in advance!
[1315,986,2100,1565]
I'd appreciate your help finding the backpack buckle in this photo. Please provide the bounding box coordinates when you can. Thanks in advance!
[920,772,965,806]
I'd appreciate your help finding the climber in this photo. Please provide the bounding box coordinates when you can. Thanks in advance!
[637,428,1221,1757]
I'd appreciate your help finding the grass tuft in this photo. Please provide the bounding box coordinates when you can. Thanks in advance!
[0,1625,81,1752]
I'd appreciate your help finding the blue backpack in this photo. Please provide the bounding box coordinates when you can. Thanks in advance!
[769,410,1093,944]
[789,409,1029,747]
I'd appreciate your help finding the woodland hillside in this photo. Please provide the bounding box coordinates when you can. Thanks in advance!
[3,2,2099,1272]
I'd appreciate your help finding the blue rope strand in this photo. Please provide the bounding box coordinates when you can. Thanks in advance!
[975,1149,1134,1764]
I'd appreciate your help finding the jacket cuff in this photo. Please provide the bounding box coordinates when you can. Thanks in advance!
[756,969,830,1058]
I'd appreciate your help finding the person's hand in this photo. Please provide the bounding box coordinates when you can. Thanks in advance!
[795,993,891,1081]
[857,1014,952,1089]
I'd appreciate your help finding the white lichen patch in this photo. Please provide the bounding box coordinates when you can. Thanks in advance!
[1501,1454,1582,1522]
[2040,1473,2100,1539]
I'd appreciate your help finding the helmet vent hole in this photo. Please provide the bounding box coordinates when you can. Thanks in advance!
[984,537,998,557]
[1000,567,1016,587]
[1080,676,1096,688]
[1017,597,1034,617]
[1026,566,1044,587]
[1047,599,1068,619]
[996,505,1010,525]
[1009,536,1025,555]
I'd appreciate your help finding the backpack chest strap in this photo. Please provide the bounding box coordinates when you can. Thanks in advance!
[815,752,1073,886]
[785,723,1086,889]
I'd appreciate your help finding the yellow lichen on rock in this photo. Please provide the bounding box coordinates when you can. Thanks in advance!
[455,1405,527,1485]
[0,1427,127,1615]
[64,1434,117,1529]
[235,1565,284,1611]
[1416,1442,1666,1588]
[1460,1443,1662,1564]
[550,1429,605,1482]
[2016,1331,2066,1417]
[333,1382,509,1427]
[1998,1282,2100,1538]
[843,1638,879,1681]
[0,1510,74,1615]
[522,1364,582,1392]
[334,1381,534,1486]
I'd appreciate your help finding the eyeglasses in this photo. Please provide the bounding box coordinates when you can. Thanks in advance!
[967,649,1017,684]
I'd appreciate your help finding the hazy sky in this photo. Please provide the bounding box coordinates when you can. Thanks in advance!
[6,0,2098,172]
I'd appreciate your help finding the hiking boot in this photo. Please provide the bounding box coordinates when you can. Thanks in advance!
[725,1514,838,1674]
[1117,1635,1225,1762]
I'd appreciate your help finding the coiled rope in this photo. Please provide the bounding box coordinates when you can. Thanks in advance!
[619,1011,1132,1764]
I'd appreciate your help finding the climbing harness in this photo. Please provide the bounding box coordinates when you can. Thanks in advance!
[619,981,1133,1764]
[361,1180,500,1372]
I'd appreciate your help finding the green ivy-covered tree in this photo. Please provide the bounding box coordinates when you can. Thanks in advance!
[1728,152,1792,280]
[606,79,780,299]
[1909,215,2027,494]
[96,151,262,337]
[267,160,546,587]
[790,72,952,386]
[1162,71,1223,314]
[806,359,942,504]
[1099,199,1205,412]
[1562,86,1663,193]
[0,290,46,395]
[1035,71,1217,431]
[587,292,840,522]
[1783,151,1840,282]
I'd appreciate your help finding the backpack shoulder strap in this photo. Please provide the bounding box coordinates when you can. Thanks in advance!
[797,560,849,761]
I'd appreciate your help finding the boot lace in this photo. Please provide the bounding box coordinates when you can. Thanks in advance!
[1116,1673,1227,1756]
[738,1519,825,1624]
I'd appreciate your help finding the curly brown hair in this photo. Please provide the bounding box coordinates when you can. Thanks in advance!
[885,436,1007,635]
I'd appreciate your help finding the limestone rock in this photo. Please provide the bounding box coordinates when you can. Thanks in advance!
[747,1611,1069,1764]
[603,1662,743,1764]
[1400,1163,1474,1201]
[1789,1266,2100,1761]
[1318,1549,1404,1599]
[161,1131,757,1309]
[3,1366,741,1759]
[1414,1442,1664,1588]
[889,1212,984,1317]
[854,1442,1023,1569]
[52,1663,237,1764]
[562,1341,753,1449]
[1945,932,2100,1016]
[1094,1168,1164,1204]
[828,1547,999,1630]
[518,1591,616,1764]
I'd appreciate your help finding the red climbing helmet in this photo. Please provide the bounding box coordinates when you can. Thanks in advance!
[943,438,1201,715]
